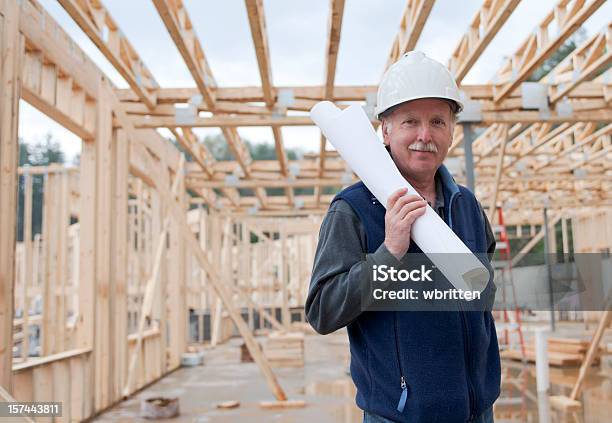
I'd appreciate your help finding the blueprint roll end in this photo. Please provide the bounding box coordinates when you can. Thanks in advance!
[462,267,490,295]
[310,101,341,128]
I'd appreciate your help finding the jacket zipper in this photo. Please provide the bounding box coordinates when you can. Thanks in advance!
[394,312,408,413]
[459,304,476,420]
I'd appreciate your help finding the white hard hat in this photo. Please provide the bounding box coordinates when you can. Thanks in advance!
[375,51,463,119]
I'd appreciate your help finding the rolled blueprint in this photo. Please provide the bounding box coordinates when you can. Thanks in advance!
[310,101,489,294]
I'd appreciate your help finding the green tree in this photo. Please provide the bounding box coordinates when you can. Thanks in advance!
[201,133,304,162]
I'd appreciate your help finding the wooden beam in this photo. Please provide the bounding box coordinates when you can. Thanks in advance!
[384,0,435,70]
[546,22,612,104]
[21,171,32,363]
[324,0,345,97]
[568,309,611,399]
[186,176,357,189]
[111,128,129,400]
[550,307,612,411]
[487,124,509,223]
[115,82,608,104]
[244,0,293,205]
[152,0,216,109]
[492,0,605,102]
[449,0,521,84]
[93,78,113,411]
[57,0,158,108]
[245,0,274,107]
[122,100,273,116]
[0,0,22,393]
[127,107,612,127]
[316,0,346,206]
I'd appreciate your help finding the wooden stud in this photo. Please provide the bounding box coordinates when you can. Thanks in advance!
[0,0,22,391]
[111,128,129,400]
[21,172,32,362]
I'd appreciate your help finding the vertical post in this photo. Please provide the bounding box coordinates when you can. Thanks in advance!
[462,123,475,193]
[280,226,290,329]
[537,392,552,423]
[198,205,206,341]
[543,208,555,332]
[0,0,22,391]
[153,158,169,373]
[42,172,58,355]
[167,163,187,368]
[94,79,113,411]
[210,212,222,346]
[22,172,32,361]
[534,327,550,393]
[75,95,97,418]
[57,171,69,352]
[111,128,128,400]
[76,126,96,354]
[242,221,254,331]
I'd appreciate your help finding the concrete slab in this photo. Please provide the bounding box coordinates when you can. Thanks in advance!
[95,325,612,422]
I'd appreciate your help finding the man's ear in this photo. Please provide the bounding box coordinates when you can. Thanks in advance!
[381,119,390,146]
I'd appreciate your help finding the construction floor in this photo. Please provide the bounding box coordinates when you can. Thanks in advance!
[94,326,612,423]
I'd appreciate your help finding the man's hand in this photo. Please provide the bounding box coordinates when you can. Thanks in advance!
[384,188,427,260]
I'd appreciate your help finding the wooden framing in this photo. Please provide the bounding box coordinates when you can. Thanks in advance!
[449,0,521,84]
[545,22,612,104]
[1,0,610,419]
[316,0,345,206]
[384,0,435,70]
[151,0,216,108]
[492,0,606,102]
[57,0,159,109]
[245,0,293,205]
[0,0,22,391]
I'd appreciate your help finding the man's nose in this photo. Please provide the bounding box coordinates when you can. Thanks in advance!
[416,123,432,142]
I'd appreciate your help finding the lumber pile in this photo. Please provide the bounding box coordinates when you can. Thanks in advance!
[263,331,304,368]
[500,337,601,367]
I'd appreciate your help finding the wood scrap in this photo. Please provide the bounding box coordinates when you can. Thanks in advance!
[501,337,602,367]
[263,331,304,368]
[216,400,240,409]
[259,399,306,409]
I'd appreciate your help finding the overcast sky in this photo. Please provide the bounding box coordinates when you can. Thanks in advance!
[20,0,611,163]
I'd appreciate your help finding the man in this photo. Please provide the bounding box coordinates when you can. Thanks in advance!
[306,51,500,422]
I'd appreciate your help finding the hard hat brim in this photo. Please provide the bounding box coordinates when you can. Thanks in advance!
[375,95,464,120]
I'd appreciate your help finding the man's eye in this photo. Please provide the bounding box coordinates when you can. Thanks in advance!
[403,119,416,125]
[433,119,445,126]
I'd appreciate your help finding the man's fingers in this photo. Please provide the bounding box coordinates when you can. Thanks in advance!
[390,195,422,216]
[387,187,409,209]
[397,199,427,220]
[401,204,427,225]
